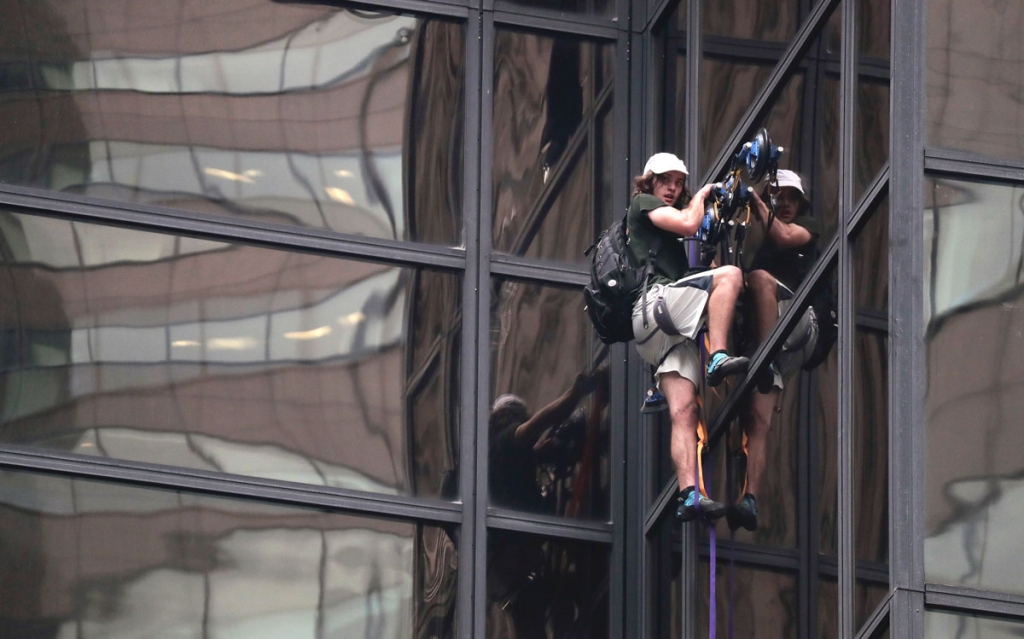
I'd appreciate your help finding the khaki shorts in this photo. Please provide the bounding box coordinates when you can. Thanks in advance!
[632,273,714,389]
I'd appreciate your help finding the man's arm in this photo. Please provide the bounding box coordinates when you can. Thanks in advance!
[513,368,607,447]
[751,191,813,248]
[647,184,714,237]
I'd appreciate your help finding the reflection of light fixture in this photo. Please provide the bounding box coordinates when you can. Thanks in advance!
[171,340,201,348]
[284,325,332,340]
[208,337,259,350]
[203,168,263,184]
[334,169,354,178]
[338,311,365,326]
[324,187,355,205]
[79,442,94,448]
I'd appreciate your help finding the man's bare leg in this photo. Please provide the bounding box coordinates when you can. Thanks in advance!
[706,265,744,353]
[662,371,726,521]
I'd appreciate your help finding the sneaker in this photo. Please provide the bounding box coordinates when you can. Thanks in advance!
[705,351,750,387]
[756,362,779,394]
[676,486,728,522]
[726,493,758,531]
[641,387,668,414]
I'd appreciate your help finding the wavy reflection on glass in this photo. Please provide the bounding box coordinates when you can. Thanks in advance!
[0,470,457,638]
[924,178,1024,597]
[0,2,464,244]
[0,212,461,499]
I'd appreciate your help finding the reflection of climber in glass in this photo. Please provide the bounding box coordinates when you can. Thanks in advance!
[487,367,606,637]
[488,366,607,514]
[730,169,820,531]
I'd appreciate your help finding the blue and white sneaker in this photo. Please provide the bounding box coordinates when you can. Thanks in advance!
[705,350,749,387]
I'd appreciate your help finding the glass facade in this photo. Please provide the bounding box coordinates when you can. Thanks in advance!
[0,0,1020,635]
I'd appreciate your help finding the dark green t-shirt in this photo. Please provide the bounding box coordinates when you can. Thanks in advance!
[749,214,820,290]
[626,193,693,285]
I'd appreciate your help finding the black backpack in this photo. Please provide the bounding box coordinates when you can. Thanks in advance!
[583,217,659,344]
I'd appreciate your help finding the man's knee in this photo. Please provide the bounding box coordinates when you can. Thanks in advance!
[668,392,700,429]
[746,269,777,296]
[711,265,743,294]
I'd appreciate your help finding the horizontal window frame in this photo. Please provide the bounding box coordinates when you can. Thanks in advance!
[0,445,463,525]
[0,184,467,271]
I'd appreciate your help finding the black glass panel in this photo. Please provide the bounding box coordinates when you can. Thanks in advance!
[818,579,889,638]
[819,346,840,556]
[486,531,608,638]
[703,1,800,42]
[654,0,686,160]
[0,469,457,637]
[924,177,1024,596]
[854,0,890,201]
[492,30,613,263]
[853,200,889,581]
[0,212,461,499]
[489,279,610,520]
[925,610,1024,637]
[0,3,464,245]
[698,562,798,638]
[926,0,1024,160]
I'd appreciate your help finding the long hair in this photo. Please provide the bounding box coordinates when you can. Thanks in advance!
[632,171,691,207]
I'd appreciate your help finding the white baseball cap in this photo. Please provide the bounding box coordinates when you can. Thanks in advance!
[644,153,688,176]
[775,169,804,194]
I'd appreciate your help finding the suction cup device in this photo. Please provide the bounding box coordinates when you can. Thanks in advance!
[738,128,784,184]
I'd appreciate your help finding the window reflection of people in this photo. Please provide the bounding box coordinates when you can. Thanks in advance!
[487,367,606,637]
[730,169,820,531]
[628,153,749,523]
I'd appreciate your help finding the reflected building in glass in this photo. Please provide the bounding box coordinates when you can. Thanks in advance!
[0,0,1016,637]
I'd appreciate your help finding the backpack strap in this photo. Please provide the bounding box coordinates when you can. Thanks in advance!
[640,236,661,330]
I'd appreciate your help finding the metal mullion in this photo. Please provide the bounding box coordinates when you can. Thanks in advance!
[839,0,857,636]
[889,0,926,636]
[629,23,659,639]
[487,509,614,543]
[679,5,700,637]
[701,35,788,62]
[925,584,1024,621]
[491,10,619,39]
[474,11,498,639]
[611,27,632,639]
[456,9,483,639]
[0,185,466,271]
[0,447,462,524]
[699,0,841,186]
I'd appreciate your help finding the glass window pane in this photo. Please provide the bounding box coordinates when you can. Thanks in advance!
[855,0,891,201]
[0,3,464,245]
[486,531,608,638]
[924,177,1024,596]
[0,469,457,637]
[0,212,461,500]
[853,200,889,578]
[489,279,610,520]
[926,0,1024,160]
[926,610,1024,638]
[492,30,614,263]
[703,1,800,42]
[698,562,798,638]
[654,0,687,159]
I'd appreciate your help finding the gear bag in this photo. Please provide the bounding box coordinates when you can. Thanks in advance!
[583,217,659,344]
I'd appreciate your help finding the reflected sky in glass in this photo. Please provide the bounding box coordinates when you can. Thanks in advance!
[0,470,457,638]
[0,212,461,500]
